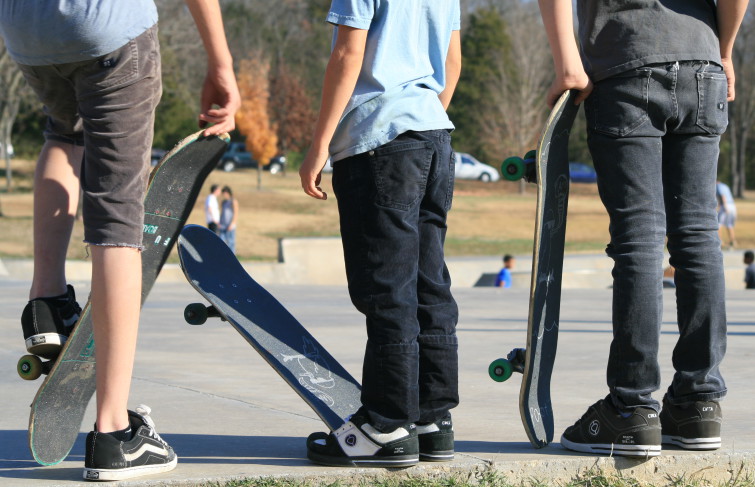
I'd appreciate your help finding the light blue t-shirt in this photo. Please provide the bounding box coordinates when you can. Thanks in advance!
[0,0,158,66]
[716,182,735,209]
[326,0,461,162]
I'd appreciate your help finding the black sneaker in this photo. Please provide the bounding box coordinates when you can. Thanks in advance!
[660,396,722,450]
[83,405,177,481]
[306,408,419,468]
[561,398,661,457]
[21,285,82,359]
[417,415,454,461]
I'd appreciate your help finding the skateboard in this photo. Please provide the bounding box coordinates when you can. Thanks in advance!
[177,224,361,431]
[16,130,229,466]
[489,90,580,448]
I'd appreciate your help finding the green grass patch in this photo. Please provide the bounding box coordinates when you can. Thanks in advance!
[195,466,755,487]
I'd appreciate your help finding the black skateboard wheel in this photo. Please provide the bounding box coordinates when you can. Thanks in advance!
[184,303,209,325]
[488,358,513,382]
[18,354,43,381]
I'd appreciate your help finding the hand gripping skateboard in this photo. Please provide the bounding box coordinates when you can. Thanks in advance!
[489,90,580,448]
[16,130,229,465]
[177,224,362,431]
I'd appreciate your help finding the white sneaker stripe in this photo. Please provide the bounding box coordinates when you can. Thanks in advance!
[123,444,169,462]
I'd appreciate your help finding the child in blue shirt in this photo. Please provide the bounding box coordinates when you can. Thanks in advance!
[495,255,515,288]
[299,0,462,468]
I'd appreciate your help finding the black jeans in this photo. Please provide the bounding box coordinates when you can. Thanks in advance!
[586,61,728,411]
[332,130,459,432]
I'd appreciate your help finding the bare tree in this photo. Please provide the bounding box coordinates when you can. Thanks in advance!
[727,8,755,197]
[478,2,552,191]
[0,39,28,194]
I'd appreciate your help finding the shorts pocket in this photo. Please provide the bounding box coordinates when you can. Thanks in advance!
[696,68,728,135]
[587,69,652,137]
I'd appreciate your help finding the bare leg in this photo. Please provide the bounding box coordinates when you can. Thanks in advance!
[29,141,83,300]
[90,245,142,433]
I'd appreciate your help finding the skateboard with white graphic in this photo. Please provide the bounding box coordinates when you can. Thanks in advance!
[177,224,361,430]
[489,90,580,448]
[17,131,229,465]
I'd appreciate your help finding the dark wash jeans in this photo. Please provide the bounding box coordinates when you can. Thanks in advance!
[332,130,459,432]
[585,61,728,411]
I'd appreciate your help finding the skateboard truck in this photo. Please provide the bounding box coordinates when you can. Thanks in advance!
[488,348,526,382]
[184,303,226,325]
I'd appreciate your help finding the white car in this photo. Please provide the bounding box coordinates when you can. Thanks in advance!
[455,152,500,182]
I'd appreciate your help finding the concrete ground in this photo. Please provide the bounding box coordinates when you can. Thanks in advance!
[0,257,753,486]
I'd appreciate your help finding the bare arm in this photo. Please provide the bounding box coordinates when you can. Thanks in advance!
[299,25,368,200]
[439,30,462,110]
[538,0,592,107]
[717,0,750,101]
[184,0,241,135]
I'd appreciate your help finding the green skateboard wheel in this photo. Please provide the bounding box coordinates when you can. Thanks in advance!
[18,354,43,381]
[501,156,526,181]
[488,358,513,382]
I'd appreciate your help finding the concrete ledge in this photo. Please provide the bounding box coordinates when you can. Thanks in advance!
[0,240,750,291]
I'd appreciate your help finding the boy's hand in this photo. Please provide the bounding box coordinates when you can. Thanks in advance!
[198,65,241,136]
[299,148,329,200]
[547,70,593,108]
[721,57,736,101]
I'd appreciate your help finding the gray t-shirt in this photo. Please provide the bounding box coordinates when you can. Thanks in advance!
[576,0,721,81]
[0,0,158,66]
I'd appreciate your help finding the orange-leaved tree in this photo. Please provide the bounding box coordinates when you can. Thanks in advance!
[235,56,279,185]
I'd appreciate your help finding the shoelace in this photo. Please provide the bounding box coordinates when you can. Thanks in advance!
[135,404,170,448]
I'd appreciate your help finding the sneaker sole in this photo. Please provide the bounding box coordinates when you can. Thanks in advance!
[26,334,67,360]
[420,451,454,461]
[561,437,661,457]
[83,456,177,481]
[308,450,419,468]
[662,434,721,450]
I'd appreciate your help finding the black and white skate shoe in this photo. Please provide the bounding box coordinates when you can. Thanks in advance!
[417,415,454,461]
[21,285,81,359]
[660,396,722,450]
[561,397,661,457]
[83,405,177,481]
[307,408,419,468]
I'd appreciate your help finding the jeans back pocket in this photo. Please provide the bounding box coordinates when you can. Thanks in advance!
[696,70,728,135]
[587,69,652,137]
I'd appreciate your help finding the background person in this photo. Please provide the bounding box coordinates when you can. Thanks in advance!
[495,254,515,288]
[219,185,239,253]
[744,250,755,289]
[204,184,222,234]
[716,180,738,249]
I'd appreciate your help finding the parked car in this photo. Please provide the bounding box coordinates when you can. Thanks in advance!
[568,162,597,183]
[219,142,286,174]
[150,148,167,167]
[455,152,500,182]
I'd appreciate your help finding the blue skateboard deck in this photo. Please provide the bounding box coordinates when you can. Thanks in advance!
[177,224,361,431]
